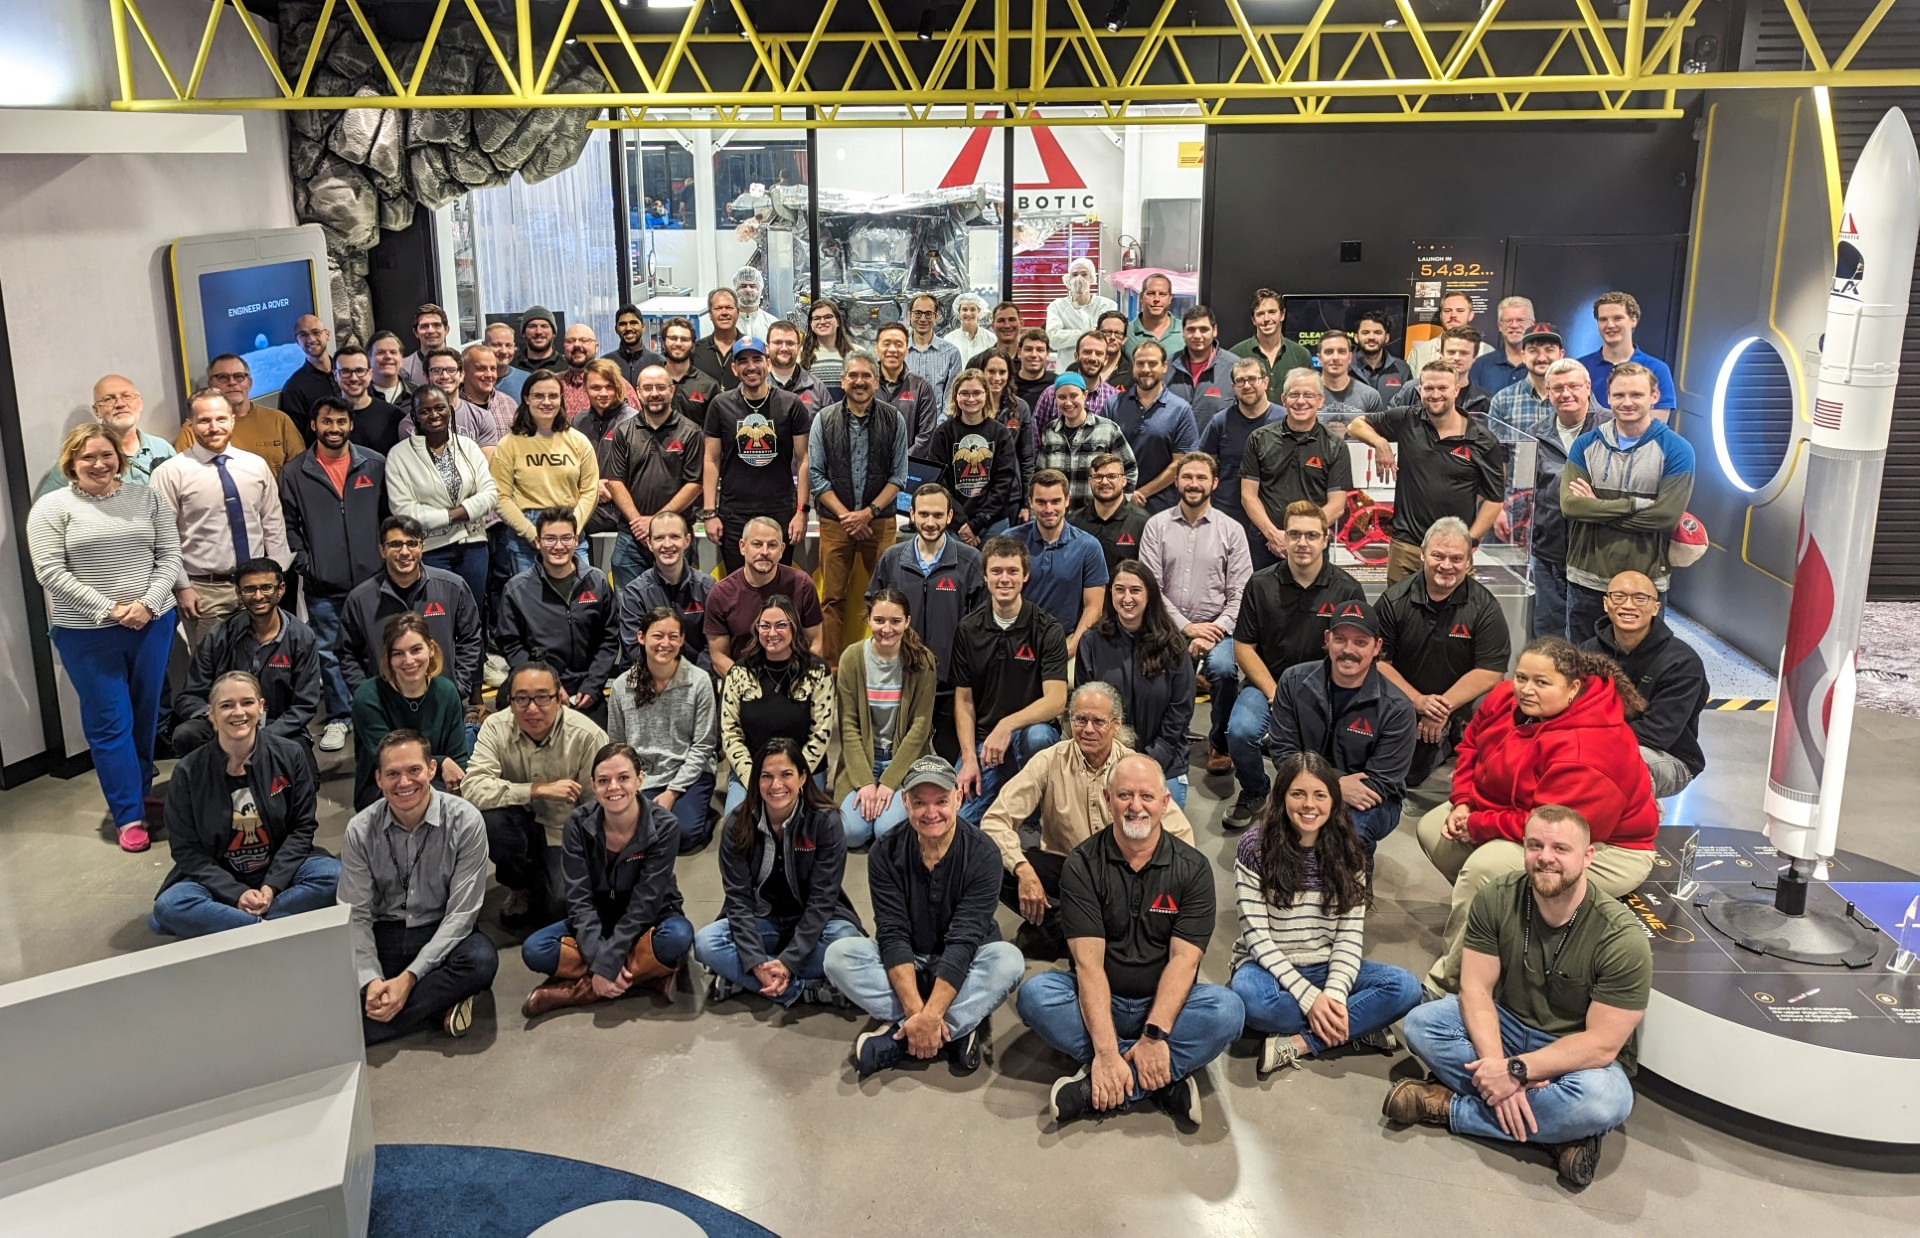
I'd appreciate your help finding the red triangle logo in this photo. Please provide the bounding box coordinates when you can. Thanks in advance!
[268,774,291,795]
[684,600,703,613]
[667,439,683,451]
[793,835,816,852]
[1449,622,1471,638]
[1347,717,1374,736]
[1449,445,1473,461]
[353,475,373,488]
[940,111,1087,190]
[1306,456,1323,469]
[1841,212,1859,236]
[1117,532,1136,545]
[268,653,292,668]
[898,390,916,401]
[1015,644,1035,661]
[1204,386,1221,398]
[1150,893,1179,913]
[577,590,597,604]
[423,601,446,617]
[1317,602,1336,617]
[935,577,957,591]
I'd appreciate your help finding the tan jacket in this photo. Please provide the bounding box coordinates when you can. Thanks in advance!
[461,706,609,844]
[980,738,1196,873]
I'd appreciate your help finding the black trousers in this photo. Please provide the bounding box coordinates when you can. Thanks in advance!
[170,717,216,759]
[1406,713,1469,790]
[1000,847,1069,955]
[482,805,566,918]
[363,920,499,1045]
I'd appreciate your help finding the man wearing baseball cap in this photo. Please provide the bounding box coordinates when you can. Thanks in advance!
[699,335,813,573]
[1264,598,1419,856]
[822,755,1026,1079]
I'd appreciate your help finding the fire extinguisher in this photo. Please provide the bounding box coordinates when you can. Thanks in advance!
[1119,235,1141,269]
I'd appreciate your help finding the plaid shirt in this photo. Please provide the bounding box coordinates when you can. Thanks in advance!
[1489,379,1605,444]
[1032,377,1121,441]
[1037,414,1138,505]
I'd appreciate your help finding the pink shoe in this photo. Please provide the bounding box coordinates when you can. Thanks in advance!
[118,823,151,852]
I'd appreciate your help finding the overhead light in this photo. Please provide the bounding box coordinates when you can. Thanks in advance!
[919,8,936,41]
[1383,17,1401,28]
[1104,1,1130,33]
[565,35,578,45]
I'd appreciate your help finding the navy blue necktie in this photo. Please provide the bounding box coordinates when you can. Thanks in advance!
[211,453,251,565]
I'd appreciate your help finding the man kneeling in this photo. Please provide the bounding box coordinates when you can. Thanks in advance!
[521,741,697,1016]
[1015,755,1245,1128]
[824,755,1026,1078]
[340,730,500,1044]
[1387,804,1650,1187]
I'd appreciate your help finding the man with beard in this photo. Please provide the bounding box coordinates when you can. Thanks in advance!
[1389,328,1497,418]
[765,319,829,409]
[36,373,175,498]
[333,346,404,456]
[691,287,744,387]
[701,338,811,574]
[603,303,667,388]
[606,364,703,584]
[1068,453,1147,577]
[515,306,562,372]
[557,324,633,420]
[178,355,306,477]
[660,316,722,416]
[486,321,531,401]
[702,517,825,676]
[279,397,389,752]
[1104,341,1197,515]
[279,314,338,424]
[1390,805,1651,1188]
[400,304,455,391]
[1352,310,1413,402]
[1264,600,1416,857]
[809,350,908,660]
[1013,751,1240,1129]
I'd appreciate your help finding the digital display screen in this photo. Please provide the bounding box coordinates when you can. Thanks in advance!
[197,259,315,398]
[1282,294,1412,358]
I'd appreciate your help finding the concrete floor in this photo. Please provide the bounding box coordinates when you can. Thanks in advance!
[4,707,1918,1235]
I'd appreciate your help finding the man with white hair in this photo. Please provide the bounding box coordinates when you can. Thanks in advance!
[1014,752,1245,1128]
[1046,257,1119,371]
[1470,296,1536,394]
[37,374,175,498]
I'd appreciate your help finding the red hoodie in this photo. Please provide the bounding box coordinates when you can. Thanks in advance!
[1450,677,1658,849]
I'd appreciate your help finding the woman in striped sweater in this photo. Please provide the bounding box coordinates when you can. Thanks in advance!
[28,424,182,852]
[1230,752,1423,1075]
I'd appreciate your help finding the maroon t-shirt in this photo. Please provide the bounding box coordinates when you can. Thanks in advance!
[702,564,825,647]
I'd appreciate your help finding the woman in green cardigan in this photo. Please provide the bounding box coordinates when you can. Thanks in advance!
[350,612,472,809]
[834,587,937,847]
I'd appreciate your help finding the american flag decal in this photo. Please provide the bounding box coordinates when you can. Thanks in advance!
[1814,398,1844,429]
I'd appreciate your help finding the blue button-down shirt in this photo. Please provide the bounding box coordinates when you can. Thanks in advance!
[1010,520,1109,634]
[906,336,963,408]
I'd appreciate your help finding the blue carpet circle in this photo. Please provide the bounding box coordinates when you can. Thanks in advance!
[371,1143,777,1237]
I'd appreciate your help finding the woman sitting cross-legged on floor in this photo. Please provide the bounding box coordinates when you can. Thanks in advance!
[1230,751,1423,1075]
[520,742,696,1017]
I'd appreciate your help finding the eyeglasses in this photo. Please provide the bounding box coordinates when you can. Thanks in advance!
[1606,591,1658,606]
[755,620,794,633]
[427,366,460,377]
[382,538,423,551]
[1232,376,1267,387]
[1281,391,1319,402]
[1091,471,1127,482]
[93,392,138,408]
[1069,713,1115,728]
[509,692,560,708]
[537,534,578,546]
[1545,383,1589,395]
[1284,529,1326,541]
[908,308,936,317]
[336,366,370,378]
[209,372,250,383]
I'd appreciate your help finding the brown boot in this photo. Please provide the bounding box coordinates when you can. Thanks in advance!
[552,936,590,981]
[623,928,679,996]
[1382,1079,1455,1127]
[522,975,597,1017]
[1205,748,1233,776]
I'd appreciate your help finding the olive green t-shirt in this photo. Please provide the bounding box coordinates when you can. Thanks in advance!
[1463,871,1653,1073]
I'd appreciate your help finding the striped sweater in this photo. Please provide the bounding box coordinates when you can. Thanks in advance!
[1232,827,1365,1011]
[27,482,181,629]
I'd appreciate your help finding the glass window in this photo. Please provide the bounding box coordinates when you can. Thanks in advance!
[467,129,620,348]
[713,132,809,339]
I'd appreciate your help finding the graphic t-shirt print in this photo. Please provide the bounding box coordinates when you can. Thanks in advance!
[736,412,778,467]
[226,785,270,876]
[953,433,994,499]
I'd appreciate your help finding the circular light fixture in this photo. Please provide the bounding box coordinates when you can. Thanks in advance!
[1711,335,1796,493]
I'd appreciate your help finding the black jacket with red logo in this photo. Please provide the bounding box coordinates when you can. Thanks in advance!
[158,732,322,901]
[867,534,986,685]
[174,608,323,745]
[278,445,389,598]
[718,801,863,972]
[341,566,485,698]
[1265,658,1418,804]
[497,565,622,702]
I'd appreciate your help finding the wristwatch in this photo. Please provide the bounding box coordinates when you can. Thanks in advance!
[1142,1022,1169,1042]
[869,501,890,520]
[1506,1056,1529,1085]
[695,507,717,521]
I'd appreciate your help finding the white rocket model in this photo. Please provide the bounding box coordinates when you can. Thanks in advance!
[1764,108,1920,878]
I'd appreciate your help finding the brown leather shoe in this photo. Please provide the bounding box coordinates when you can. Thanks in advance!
[1382,1079,1455,1127]
[1205,748,1233,776]
[522,975,598,1018]
[1552,1134,1603,1186]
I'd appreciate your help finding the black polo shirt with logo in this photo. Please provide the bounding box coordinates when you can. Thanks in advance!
[949,600,1068,736]
[1363,405,1505,544]
[1068,502,1149,576]
[607,410,706,517]
[1058,827,1215,1000]
[1242,419,1354,523]
[1376,570,1511,696]
[1233,559,1367,679]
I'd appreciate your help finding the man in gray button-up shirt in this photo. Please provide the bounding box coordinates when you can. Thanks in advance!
[338,730,499,1044]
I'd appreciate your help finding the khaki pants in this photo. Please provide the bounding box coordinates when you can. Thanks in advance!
[1417,801,1655,993]
[181,578,240,650]
[817,516,897,663]
[1385,538,1477,584]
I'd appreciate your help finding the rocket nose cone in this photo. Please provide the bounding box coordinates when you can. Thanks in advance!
[1833,108,1920,304]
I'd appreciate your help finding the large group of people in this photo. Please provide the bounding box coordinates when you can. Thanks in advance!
[27,282,1709,1188]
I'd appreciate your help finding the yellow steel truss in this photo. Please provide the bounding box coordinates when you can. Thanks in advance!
[105,0,1920,127]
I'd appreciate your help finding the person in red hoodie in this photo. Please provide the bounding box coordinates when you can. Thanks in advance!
[1416,636,1658,994]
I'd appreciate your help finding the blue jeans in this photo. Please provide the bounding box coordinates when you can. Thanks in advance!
[424,540,489,625]
[693,915,864,1007]
[499,509,590,577]
[1014,971,1245,1101]
[612,529,653,589]
[957,723,1061,828]
[840,754,908,848]
[1566,581,1610,646]
[646,774,716,853]
[1351,800,1402,854]
[520,912,695,976]
[1230,958,1422,1052]
[150,856,341,938]
[1202,638,1238,753]
[1226,683,1273,799]
[1529,555,1570,640]
[52,614,177,828]
[1167,775,1189,810]
[822,937,1026,1038]
[302,592,352,723]
[1403,995,1636,1145]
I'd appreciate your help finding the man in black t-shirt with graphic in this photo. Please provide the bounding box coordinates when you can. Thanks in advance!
[700,337,812,573]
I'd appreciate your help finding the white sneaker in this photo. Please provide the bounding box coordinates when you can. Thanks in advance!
[317,721,350,752]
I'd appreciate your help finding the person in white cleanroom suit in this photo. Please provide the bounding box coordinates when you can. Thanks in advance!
[1045,257,1119,370]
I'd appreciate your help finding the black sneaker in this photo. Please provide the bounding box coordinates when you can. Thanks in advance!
[1151,1075,1202,1126]
[948,1026,983,1075]
[1350,1028,1400,1056]
[1222,789,1264,830]
[1553,1133,1603,1187]
[854,1024,905,1078]
[1049,1067,1095,1124]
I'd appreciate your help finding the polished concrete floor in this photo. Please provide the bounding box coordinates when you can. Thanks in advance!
[4,707,1918,1236]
